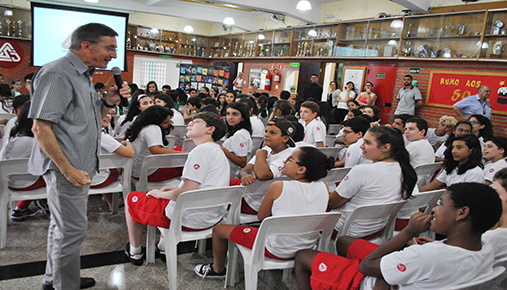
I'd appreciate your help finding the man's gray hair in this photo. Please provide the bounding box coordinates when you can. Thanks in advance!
[69,23,118,51]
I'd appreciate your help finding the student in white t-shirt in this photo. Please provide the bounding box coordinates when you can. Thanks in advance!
[404,117,435,168]
[90,111,135,210]
[1,94,29,149]
[483,137,507,185]
[115,91,154,137]
[296,182,502,290]
[328,126,417,236]
[125,105,181,181]
[335,116,371,168]
[221,102,253,178]
[421,134,484,192]
[300,101,326,147]
[154,92,185,125]
[435,120,473,162]
[426,115,456,151]
[195,146,334,278]
[124,112,229,265]
[483,168,507,259]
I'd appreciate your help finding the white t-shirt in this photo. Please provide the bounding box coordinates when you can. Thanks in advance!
[337,90,356,110]
[303,118,326,146]
[164,142,230,229]
[0,136,40,188]
[482,227,507,259]
[436,166,485,186]
[131,125,165,178]
[266,180,329,258]
[406,139,435,169]
[344,138,372,168]
[425,128,448,148]
[114,115,137,137]
[222,129,253,178]
[483,159,507,183]
[435,142,447,159]
[171,108,185,125]
[243,147,293,211]
[331,162,406,236]
[1,116,17,148]
[360,240,494,290]
[250,116,265,138]
[91,132,122,186]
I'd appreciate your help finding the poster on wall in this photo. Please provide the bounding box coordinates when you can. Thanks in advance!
[427,71,507,116]
[341,66,366,93]
[178,64,231,93]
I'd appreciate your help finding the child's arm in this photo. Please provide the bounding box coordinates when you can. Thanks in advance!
[358,212,432,278]
[257,181,283,220]
[239,163,256,185]
[220,145,247,167]
[148,145,181,154]
[252,149,274,180]
[114,140,135,158]
[328,191,349,209]
[419,179,445,192]
[146,179,200,200]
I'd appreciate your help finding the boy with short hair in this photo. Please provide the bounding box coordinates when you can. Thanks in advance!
[483,168,507,259]
[295,182,502,290]
[483,137,507,185]
[335,117,371,168]
[300,101,326,147]
[11,79,22,96]
[405,117,435,168]
[124,112,229,265]
[426,115,457,151]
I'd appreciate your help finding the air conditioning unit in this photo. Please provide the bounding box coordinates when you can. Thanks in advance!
[390,0,431,13]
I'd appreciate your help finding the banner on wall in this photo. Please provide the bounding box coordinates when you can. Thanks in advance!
[0,40,23,68]
[427,70,507,116]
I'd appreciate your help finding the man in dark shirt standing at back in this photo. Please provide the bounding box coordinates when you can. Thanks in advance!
[303,74,323,101]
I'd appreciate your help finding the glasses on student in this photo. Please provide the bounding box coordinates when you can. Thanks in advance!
[285,156,303,166]
[470,121,480,125]
[189,119,206,126]
[342,130,354,135]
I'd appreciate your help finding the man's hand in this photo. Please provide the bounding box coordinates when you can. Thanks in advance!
[106,81,130,105]
[62,167,91,187]
[406,212,432,236]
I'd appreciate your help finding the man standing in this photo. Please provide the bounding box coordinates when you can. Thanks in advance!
[452,86,493,120]
[29,23,130,290]
[394,74,423,117]
[303,74,323,101]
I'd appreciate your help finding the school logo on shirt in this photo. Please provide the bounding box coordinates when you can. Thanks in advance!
[0,41,23,68]
[490,168,495,173]
[243,228,251,233]
[278,166,283,172]
[193,164,200,170]
[347,152,351,157]
[344,176,349,182]
[240,143,244,147]
[397,263,406,272]
[132,196,138,202]
[318,262,327,272]
[317,127,321,131]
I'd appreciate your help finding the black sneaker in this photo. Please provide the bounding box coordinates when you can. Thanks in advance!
[194,263,226,279]
[42,277,95,289]
[11,208,38,221]
[156,244,166,262]
[35,199,50,216]
[124,243,144,266]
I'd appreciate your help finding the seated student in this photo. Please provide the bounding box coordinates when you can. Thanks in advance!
[421,134,484,192]
[426,115,456,151]
[286,115,313,148]
[155,92,185,125]
[470,114,494,147]
[1,94,30,148]
[268,99,294,123]
[124,112,228,265]
[239,118,295,214]
[145,81,158,94]
[405,117,435,168]
[295,182,502,290]
[333,109,363,147]
[126,105,181,181]
[483,168,507,259]
[328,126,417,237]
[364,105,381,126]
[221,102,253,179]
[161,84,171,94]
[335,117,372,168]
[356,81,377,106]
[300,101,326,148]
[1,101,48,221]
[237,98,265,138]
[90,111,135,210]
[435,120,473,162]
[188,88,197,98]
[388,113,413,146]
[483,137,507,185]
[181,96,202,122]
[194,147,334,278]
[115,90,154,137]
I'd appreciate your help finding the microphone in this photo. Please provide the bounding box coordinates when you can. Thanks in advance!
[111,66,129,107]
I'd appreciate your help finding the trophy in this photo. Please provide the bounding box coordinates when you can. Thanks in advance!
[443,47,452,58]
[457,24,465,35]
[492,20,504,35]
[5,19,10,36]
[303,42,309,56]
[17,20,22,37]
[296,43,301,56]
[444,23,454,36]
[328,40,335,56]
[405,23,412,37]
[490,41,505,58]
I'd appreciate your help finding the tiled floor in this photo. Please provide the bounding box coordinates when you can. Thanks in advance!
[0,195,298,289]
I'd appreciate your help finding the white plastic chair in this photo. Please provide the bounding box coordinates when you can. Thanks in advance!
[317,147,341,160]
[225,212,342,290]
[415,162,443,188]
[89,154,133,214]
[320,167,351,192]
[171,125,188,145]
[165,135,177,150]
[438,266,505,290]
[0,113,16,121]
[152,186,245,290]
[331,200,407,254]
[240,177,290,224]
[328,124,342,135]
[132,153,188,193]
[181,138,196,152]
[325,135,336,147]
[0,158,47,248]
[493,256,507,290]
[251,136,264,154]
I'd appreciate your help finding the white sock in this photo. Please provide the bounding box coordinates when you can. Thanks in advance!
[130,244,141,255]
[157,238,165,251]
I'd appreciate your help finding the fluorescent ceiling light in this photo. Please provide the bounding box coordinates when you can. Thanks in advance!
[184,25,194,33]
[223,16,235,25]
[296,0,312,11]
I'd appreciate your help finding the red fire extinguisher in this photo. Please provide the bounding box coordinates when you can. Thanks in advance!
[273,68,281,83]
[264,69,272,91]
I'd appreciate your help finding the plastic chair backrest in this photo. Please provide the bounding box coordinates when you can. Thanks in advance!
[403,189,445,216]
[337,200,407,244]
[137,153,188,192]
[0,113,16,120]
[251,136,264,154]
[320,167,351,187]
[171,125,188,138]
[438,266,505,290]
[325,135,336,147]
[181,138,196,152]
[165,135,177,150]
[415,162,443,188]
[317,147,341,160]
[328,124,342,135]
[90,154,133,194]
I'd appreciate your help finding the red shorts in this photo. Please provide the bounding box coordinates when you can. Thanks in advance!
[127,191,200,231]
[90,169,119,189]
[310,239,379,290]
[229,178,242,186]
[229,225,292,260]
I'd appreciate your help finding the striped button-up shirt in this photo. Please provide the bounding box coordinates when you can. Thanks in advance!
[28,51,102,177]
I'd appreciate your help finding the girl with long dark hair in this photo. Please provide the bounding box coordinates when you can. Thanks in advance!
[114,90,154,136]
[154,92,185,125]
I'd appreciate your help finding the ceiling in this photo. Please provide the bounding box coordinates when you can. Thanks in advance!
[27,0,340,31]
